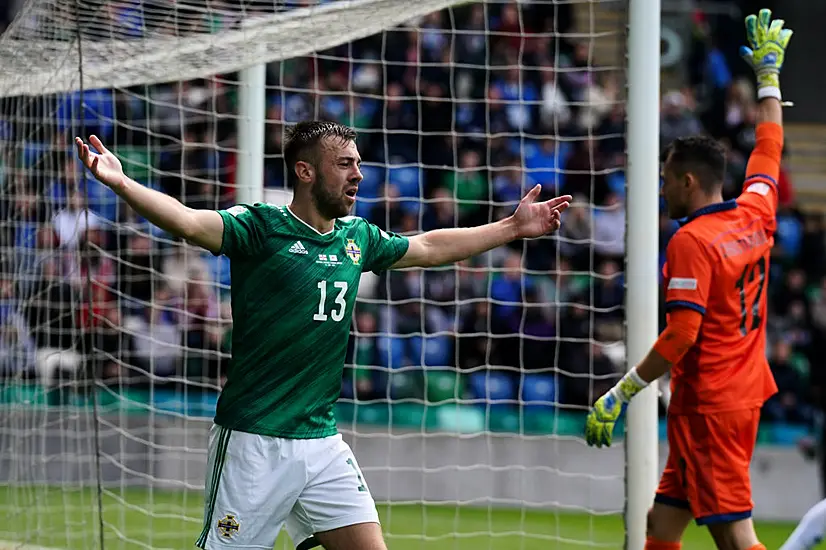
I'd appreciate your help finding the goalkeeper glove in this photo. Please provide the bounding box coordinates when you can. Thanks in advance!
[585,368,648,448]
[739,8,793,102]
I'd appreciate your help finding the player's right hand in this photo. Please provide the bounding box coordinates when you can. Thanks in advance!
[75,135,126,192]
[739,9,793,94]
[585,391,624,448]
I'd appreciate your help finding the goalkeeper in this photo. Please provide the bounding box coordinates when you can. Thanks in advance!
[585,9,791,550]
[76,121,571,550]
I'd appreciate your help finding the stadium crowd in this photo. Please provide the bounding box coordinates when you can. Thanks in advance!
[0,1,823,430]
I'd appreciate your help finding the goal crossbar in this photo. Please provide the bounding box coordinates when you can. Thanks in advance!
[0,0,470,97]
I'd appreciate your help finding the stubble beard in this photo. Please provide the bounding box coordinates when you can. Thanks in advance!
[311,172,350,220]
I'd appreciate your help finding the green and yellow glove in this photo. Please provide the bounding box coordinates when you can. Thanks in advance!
[739,8,793,102]
[585,369,648,448]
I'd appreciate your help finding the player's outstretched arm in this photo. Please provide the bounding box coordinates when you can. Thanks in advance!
[75,135,224,255]
[739,9,792,207]
[390,185,572,269]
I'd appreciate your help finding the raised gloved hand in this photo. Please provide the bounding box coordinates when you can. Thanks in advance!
[739,8,793,102]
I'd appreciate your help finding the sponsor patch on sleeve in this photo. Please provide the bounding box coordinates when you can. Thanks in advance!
[668,277,698,291]
[746,182,771,196]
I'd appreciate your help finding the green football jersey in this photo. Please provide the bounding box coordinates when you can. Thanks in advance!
[212,203,409,438]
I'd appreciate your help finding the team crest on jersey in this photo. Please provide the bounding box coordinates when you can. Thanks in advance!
[345,239,361,265]
[217,514,240,537]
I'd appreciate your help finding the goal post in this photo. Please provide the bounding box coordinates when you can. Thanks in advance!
[624,0,662,547]
[0,0,661,548]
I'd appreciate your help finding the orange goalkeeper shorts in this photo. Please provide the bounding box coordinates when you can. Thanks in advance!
[654,408,760,525]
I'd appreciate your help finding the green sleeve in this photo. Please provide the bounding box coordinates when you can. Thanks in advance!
[215,203,272,259]
[360,218,409,274]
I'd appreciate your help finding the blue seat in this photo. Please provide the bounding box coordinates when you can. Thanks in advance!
[85,178,118,221]
[358,165,383,198]
[202,252,232,290]
[15,222,38,249]
[520,374,557,410]
[387,165,422,198]
[376,336,408,370]
[21,142,59,168]
[56,89,115,140]
[45,180,68,209]
[468,371,516,407]
[340,373,356,400]
[409,335,452,368]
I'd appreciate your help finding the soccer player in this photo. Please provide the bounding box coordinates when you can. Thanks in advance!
[584,8,792,550]
[75,122,571,550]
[780,498,826,550]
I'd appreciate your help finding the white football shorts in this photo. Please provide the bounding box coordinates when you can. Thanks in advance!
[195,424,379,549]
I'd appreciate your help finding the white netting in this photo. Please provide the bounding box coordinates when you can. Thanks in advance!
[0,0,629,548]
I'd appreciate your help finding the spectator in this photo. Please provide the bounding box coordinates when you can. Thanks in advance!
[592,193,625,261]
[660,90,704,153]
[52,189,104,249]
[439,149,487,226]
[764,340,810,424]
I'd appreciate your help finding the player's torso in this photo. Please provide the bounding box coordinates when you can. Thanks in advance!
[217,213,368,437]
[666,200,778,413]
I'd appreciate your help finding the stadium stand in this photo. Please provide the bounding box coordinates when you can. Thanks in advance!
[0,0,825,448]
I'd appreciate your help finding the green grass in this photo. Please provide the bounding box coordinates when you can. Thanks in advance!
[0,486,797,550]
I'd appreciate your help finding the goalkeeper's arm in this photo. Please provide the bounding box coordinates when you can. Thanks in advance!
[604,308,702,404]
[75,135,224,255]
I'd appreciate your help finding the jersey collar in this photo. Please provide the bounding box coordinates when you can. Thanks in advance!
[285,205,336,237]
[678,199,738,226]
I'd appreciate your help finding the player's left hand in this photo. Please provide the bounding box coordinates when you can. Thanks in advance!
[511,185,572,239]
[585,391,624,448]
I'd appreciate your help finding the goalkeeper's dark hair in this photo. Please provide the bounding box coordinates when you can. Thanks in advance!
[283,121,357,186]
[661,135,726,194]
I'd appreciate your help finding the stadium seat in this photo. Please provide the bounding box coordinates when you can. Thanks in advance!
[56,89,115,140]
[409,335,452,368]
[488,408,520,433]
[388,370,422,400]
[352,200,372,219]
[468,370,516,408]
[387,165,421,198]
[21,142,54,168]
[15,222,38,249]
[45,180,68,209]
[84,178,119,221]
[340,378,355,400]
[391,402,425,429]
[376,335,409,370]
[356,403,390,426]
[432,403,485,433]
[424,369,462,404]
[520,373,557,411]
[357,164,383,198]
[202,252,232,290]
[115,146,154,185]
[770,422,810,447]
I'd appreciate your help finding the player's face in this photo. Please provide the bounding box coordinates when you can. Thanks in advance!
[311,138,363,219]
[660,160,691,220]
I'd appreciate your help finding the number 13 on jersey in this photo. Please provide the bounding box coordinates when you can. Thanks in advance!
[314,280,348,322]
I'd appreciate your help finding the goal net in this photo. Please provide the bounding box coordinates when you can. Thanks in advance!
[0,0,630,548]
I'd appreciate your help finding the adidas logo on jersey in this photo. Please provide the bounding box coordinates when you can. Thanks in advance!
[289,241,308,255]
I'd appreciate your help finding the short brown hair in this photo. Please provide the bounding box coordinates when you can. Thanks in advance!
[661,136,726,193]
[283,121,357,186]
